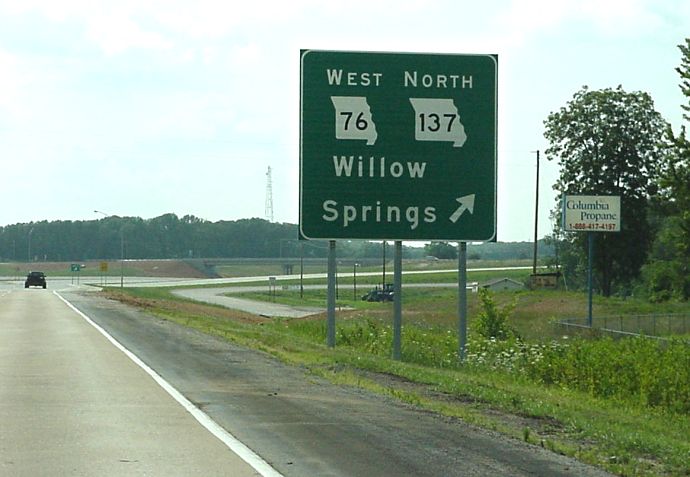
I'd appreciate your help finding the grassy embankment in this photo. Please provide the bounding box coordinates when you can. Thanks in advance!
[105,268,689,476]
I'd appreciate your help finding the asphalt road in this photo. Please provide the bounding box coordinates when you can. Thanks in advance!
[172,286,325,318]
[0,288,268,476]
[46,286,614,477]
[171,283,477,318]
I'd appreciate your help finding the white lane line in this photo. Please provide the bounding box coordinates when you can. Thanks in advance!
[54,291,284,477]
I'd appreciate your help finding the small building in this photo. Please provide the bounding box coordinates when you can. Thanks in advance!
[530,272,560,289]
[481,278,525,292]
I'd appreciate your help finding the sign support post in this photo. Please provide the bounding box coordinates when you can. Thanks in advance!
[300,50,497,354]
[458,242,468,361]
[587,232,594,327]
[392,241,402,360]
[327,240,336,347]
[300,242,304,299]
[100,261,109,286]
[70,264,81,285]
[353,263,357,301]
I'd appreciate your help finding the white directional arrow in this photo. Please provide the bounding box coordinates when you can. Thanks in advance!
[449,194,475,223]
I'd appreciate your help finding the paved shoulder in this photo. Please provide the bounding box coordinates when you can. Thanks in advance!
[62,289,613,477]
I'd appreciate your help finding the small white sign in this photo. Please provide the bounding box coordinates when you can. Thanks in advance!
[562,195,621,232]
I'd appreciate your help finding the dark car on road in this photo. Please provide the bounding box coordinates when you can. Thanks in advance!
[25,271,47,289]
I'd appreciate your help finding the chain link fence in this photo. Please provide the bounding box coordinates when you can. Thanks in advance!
[559,313,690,341]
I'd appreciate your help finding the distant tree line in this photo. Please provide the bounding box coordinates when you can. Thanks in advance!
[0,213,553,263]
[425,240,554,261]
[0,215,299,261]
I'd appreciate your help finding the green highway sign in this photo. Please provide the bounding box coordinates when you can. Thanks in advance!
[300,50,497,241]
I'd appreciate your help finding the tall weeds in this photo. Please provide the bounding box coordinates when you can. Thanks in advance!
[278,317,690,414]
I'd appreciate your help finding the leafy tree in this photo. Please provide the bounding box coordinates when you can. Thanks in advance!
[424,241,457,260]
[679,38,690,122]
[642,39,690,300]
[544,86,668,296]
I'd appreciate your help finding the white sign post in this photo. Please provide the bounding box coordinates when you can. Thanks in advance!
[562,195,621,327]
[562,195,621,232]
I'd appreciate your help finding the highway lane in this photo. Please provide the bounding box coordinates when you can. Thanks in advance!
[0,288,273,476]
[0,265,537,289]
[0,264,536,294]
[58,287,614,477]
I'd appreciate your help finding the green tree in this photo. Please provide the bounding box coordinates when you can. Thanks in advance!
[472,288,515,340]
[424,241,457,260]
[642,39,690,300]
[544,86,668,296]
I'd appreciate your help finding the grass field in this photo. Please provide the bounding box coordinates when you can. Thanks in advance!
[104,275,690,477]
[228,268,690,341]
[213,258,536,278]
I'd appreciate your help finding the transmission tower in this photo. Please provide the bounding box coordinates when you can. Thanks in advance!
[265,166,274,222]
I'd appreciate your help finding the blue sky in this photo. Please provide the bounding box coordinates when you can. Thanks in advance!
[1,0,688,242]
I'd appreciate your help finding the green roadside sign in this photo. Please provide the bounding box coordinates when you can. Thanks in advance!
[300,50,497,241]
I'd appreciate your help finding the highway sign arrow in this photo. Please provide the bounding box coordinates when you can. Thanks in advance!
[449,194,475,223]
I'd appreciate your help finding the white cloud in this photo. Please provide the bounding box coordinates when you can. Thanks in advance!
[0,49,20,111]
[153,1,320,39]
[581,0,664,36]
[231,43,262,66]
[1,1,175,54]
[0,51,70,127]
[0,0,93,21]
[85,14,173,55]
[494,0,665,49]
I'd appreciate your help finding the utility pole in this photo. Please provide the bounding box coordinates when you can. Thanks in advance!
[265,166,274,222]
[27,227,34,263]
